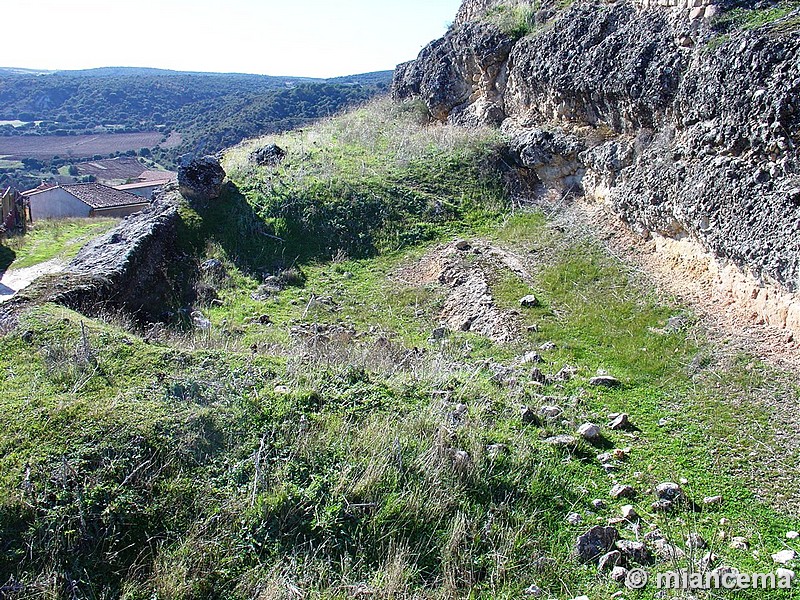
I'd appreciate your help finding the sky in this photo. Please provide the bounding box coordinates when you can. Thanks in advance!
[2,0,462,78]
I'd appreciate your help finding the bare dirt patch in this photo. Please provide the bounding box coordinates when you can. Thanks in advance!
[0,258,64,303]
[395,240,532,343]
[0,132,166,160]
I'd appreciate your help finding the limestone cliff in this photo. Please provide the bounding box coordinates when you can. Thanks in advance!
[394,0,800,329]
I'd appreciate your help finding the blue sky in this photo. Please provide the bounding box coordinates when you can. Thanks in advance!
[3,0,462,77]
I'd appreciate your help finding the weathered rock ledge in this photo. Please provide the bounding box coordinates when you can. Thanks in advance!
[394,0,800,333]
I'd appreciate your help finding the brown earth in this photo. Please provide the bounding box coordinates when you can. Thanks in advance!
[0,132,177,160]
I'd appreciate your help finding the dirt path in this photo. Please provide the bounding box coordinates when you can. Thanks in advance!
[0,258,65,304]
[395,240,531,343]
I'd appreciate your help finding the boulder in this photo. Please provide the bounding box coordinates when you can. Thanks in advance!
[575,525,620,563]
[655,482,684,502]
[250,143,287,166]
[616,539,652,565]
[178,156,226,203]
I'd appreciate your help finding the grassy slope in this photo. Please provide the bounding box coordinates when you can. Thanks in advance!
[2,218,118,271]
[0,100,798,599]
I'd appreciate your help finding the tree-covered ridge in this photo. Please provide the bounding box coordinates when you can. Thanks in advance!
[0,69,392,164]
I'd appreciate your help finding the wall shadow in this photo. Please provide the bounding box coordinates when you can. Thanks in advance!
[0,244,15,277]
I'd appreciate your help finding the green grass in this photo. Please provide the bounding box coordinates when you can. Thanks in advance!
[0,105,798,598]
[707,1,800,49]
[222,98,507,265]
[0,158,24,170]
[717,1,800,31]
[2,218,117,270]
[483,4,540,39]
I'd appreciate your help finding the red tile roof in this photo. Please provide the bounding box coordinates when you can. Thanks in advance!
[60,183,149,209]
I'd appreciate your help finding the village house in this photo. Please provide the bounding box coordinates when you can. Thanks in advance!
[114,169,177,199]
[24,183,151,220]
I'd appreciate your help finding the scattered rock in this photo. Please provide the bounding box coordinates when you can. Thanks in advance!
[616,539,651,565]
[710,565,739,579]
[729,537,749,550]
[700,552,719,571]
[575,525,620,563]
[578,422,602,442]
[250,143,286,166]
[452,403,468,419]
[598,550,622,572]
[651,499,674,512]
[521,406,541,425]
[610,566,628,583]
[567,512,583,525]
[539,341,557,351]
[200,258,227,278]
[191,310,211,330]
[541,405,563,419]
[665,315,688,332]
[520,351,544,364]
[592,499,607,510]
[772,549,797,565]
[529,367,547,384]
[486,443,508,459]
[523,584,543,596]
[608,413,631,430]
[589,375,621,388]
[597,452,614,464]
[686,533,707,549]
[610,484,636,499]
[430,326,450,341]
[520,294,540,308]
[455,239,471,251]
[544,434,576,448]
[652,538,686,561]
[703,495,723,506]
[451,449,472,472]
[554,365,578,381]
[621,505,638,520]
[787,531,800,540]
[655,482,684,502]
[178,155,226,203]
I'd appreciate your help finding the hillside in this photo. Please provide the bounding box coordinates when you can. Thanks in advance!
[0,67,392,182]
[1,1,799,598]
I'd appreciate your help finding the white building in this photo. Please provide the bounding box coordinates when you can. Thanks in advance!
[24,183,151,220]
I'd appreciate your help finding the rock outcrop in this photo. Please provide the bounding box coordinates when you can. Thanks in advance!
[1,190,189,325]
[394,0,800,326]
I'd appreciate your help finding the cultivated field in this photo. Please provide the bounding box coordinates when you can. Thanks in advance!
[0,132,181,160]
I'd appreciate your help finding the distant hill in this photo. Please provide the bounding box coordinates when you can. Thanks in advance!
[0,67,394,167]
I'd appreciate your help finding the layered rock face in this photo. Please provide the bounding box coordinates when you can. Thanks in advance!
[394,0,800,301]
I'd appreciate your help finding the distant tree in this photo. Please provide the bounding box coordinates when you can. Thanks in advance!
[68,165,79,176]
